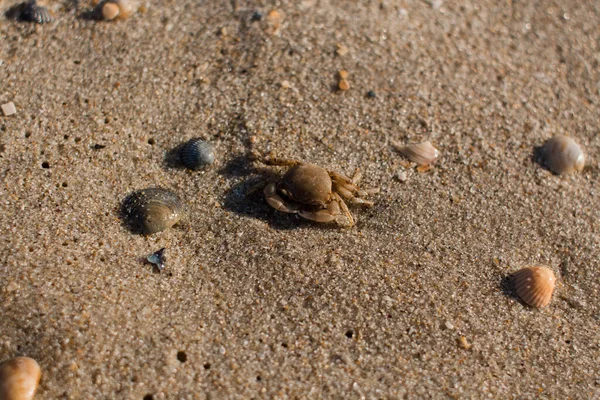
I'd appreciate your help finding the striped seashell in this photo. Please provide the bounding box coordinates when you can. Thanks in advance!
[21,0,53,24]
[121,188,184,234]
[180,138,215,170]
[513,266,556,308]
[393,141,439,165]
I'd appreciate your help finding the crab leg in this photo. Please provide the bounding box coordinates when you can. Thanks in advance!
[264,183,300,213]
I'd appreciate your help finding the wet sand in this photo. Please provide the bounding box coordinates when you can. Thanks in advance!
[1,0,599,398]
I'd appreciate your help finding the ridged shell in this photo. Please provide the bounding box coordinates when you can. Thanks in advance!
[180,138,215,170]
[21,1,53,24]
[0,357,41,400]
[393,141,439,165]
[514,266,556,308]
[542,135,585,174]
[122,188,183,234]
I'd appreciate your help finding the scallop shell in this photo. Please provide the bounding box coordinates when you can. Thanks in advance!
[122,188,183,234]
[180,138,215,170]
[21,0,53,24]
[542,135,585,174]
[0,357,41,400]
[393,141,439,165]
[513,266,556,308]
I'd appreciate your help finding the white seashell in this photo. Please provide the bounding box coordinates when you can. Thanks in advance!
[393,141,439,165]
[0,357,41,400]
[542,135,585,174]
[513,266,556,308]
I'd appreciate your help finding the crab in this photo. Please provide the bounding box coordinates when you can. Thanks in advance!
[256,155,378,227]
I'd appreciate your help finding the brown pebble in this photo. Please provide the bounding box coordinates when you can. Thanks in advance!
[338,79,350,91]
[339,70,349,79]
[416,164,432,173]
[0,357,41,400]
[102,2,120,20]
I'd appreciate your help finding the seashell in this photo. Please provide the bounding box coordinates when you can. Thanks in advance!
[180,138,215,170]
[113,0,136,19]
[101,2,120,20]
[393,141,439,165]
[21,0,53,24]
[513,266,556,308]
[122,188,183,234]
[0,357,41,400]
[542,135,585,174]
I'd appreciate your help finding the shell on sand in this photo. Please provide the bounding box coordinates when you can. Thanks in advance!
[393,141,439,165]
[0,357,41,400]
[513,266,556,308]
[121,188,184,234]
[102,2,120,20]
[542,135,585,174]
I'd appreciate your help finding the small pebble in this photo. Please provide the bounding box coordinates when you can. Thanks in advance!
[338,79,350,91]
[458,336,471,350]
[396,170,407,182]
[366,90,376,98]
[0,357,41,400]
[339,70,349,79]
[1,102,16,116]
[281,80,291,89]
[250,10,262,21]
[6,282,18,292]
[102,2,120,20]
[336,44,349,56]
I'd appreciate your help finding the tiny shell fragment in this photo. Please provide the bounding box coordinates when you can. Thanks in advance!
[1,102,16,116]
[393,141,439,166]
[513,266,556,308]
[0,357,41,400]
[541,135,585,174]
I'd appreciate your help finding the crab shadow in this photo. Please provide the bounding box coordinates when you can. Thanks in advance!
[4,2,27,20]
[219,155,347,231]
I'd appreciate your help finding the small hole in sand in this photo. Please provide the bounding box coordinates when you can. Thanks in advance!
[203,363,211,370]
[345,330,354,339]
[41,162,50,169]
[143,395,154,400]
[256,376,262,381]
[177,351,187,363]
[148,138,155,145]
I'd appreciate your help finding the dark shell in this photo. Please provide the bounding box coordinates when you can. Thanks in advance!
[180,138,215,170]
[21,1,53,24]
[121,188,183,234]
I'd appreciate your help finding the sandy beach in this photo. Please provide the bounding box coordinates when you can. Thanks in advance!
[1,0,599,398]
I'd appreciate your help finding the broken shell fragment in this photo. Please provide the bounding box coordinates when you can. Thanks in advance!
[393,141,439,165]
[513,266,556,308]
[180,138,215,170]
[122,188,183,234]
[0,357,41,400]
[542,135,585,174]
